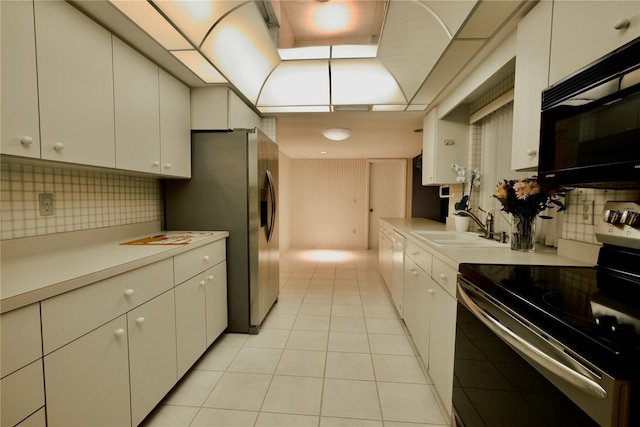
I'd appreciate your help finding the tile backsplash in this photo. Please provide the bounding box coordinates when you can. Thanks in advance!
[0,161,162,240]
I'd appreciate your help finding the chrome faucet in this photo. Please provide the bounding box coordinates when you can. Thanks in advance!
[453,209,495,239]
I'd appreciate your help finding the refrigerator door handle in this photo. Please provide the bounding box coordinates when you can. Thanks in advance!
[266,170,276,243]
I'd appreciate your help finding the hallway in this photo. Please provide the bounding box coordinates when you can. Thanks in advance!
[142,250,448,427]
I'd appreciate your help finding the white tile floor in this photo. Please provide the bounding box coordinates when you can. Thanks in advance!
[142,250,449,427]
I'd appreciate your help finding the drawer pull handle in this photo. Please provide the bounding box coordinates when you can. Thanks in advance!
[164,163,172,169]
[411,251,420,256]
[114,329,125,337]
[203,255,210,261]
[200,280,206,286]
[439,273,447,279]
[525,149,537,156]
[136,317,145,324]
[208,275,214,281]
[20,136,34,146]
[152,161,160,167]
[53,142,65,151]
[614,18,630,30]
[124,289,135,297]
[428,288,435,294]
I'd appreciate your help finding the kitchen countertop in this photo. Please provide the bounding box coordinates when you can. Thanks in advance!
[0,221,229,313]
[381,217,593,270]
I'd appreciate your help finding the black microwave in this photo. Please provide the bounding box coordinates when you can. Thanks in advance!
[538,36,640,189]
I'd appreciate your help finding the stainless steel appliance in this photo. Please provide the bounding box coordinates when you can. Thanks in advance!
[454,201,640,427]
[165,128,279,334]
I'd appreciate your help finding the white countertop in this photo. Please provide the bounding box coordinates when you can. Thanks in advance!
[0,221,229,313]
[381,217,593,270]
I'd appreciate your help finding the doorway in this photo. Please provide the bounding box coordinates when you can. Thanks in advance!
[368,159,407,249]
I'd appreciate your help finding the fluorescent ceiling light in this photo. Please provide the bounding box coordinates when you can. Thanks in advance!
[322,128,352,141]
[110,0,191,50]
[331,59,406,105]
[310,2,354,33]
[258,106,331,113]
[200,2,280,104]
[332,45,377,59]
[258,60,329,106]
[406,104,429,111]
[170,50,227,84]
[372,104,407,111]
[151,1,243,46]
[279,46,330,60]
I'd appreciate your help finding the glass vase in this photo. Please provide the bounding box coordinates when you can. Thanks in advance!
[510,215,535,252]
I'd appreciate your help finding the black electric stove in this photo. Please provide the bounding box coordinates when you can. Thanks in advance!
[454,201,640,427]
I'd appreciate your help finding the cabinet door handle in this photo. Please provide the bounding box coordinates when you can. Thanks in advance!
[152,161,160,167]
[20,136,34,146]
[614,18,630,30]
[526,149,537,156]
[124,289,135,297]
[53,142,64,151]
[203,255,210,261]
[428,289,435,294]
[411,251,420,256]
[199,280,205,287]
[136,317,145,324]
[114,328,125,337]
[439,273,447,280]
[164,163,172,169]
[208,275,214,281]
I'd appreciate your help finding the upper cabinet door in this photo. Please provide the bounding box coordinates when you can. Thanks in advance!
[34,0,115,168]
[159,69,191,178]
[113,37,161,174]
[511,0,552,171]
[549,1,640,84]
[1,0,41,158]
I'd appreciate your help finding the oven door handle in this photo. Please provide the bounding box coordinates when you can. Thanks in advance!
[457,281,608,400]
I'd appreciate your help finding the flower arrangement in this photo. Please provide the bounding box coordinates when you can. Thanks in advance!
[492,177,565,219]
[451,164,480,211]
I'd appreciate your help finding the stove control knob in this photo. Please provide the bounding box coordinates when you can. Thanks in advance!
[603,209,622,224]
[621,210,639,227]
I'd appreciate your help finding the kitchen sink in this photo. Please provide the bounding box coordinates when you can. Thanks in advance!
[410,231,506,248]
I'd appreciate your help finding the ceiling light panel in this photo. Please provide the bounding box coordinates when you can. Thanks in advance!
[258,60,330,106]
[331,59,406,105]
[332,44,377,59]
[171,50,227,84]
[278,46,330,60]
[109,0,191,50]
[200,2,281,103]
[151,0,244,47]
[258,106,331,113]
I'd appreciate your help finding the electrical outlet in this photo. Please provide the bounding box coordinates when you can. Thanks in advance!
[582,200,594,224]
[39,193,54,216]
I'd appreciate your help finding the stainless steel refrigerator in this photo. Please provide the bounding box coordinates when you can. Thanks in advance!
[164,128,279,334]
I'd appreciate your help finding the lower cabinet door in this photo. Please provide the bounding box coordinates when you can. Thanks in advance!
[205,262,228,346]
[0,360,44,427]
[175,274,207,378]
[428,286,457,415]
[127,290,177,426]
[44,316,131,427]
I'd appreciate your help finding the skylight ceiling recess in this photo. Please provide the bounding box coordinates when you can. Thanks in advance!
[108,0,528,114]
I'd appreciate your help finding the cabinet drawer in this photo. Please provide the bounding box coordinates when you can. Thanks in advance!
[1,303,42,378]
[41,258,173,354]
[404,240,432,275]
[0,359,45,427]
[16,408,46,427]
[432,257,458,297]
[174,240,226,284]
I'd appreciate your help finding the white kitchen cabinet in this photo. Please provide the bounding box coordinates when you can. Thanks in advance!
[127,290,177,426]
[159,69,191,178]
[205,261,228,346]
[549,1,640,85]
[428,278,457,416]
[390,231,405,316]
[15,408,45,427]
[113,36,161,174]
[379,224,394,288]
[0,0,40,158]
[511,0,552,171]
[175,240,228,376]
[0,360,45,427]
[402,254,433,366]
[191,86,262,131]
[44,316,131,427]
[175,274,207,377]
[34,0,116,168]
[422,106,469,186]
